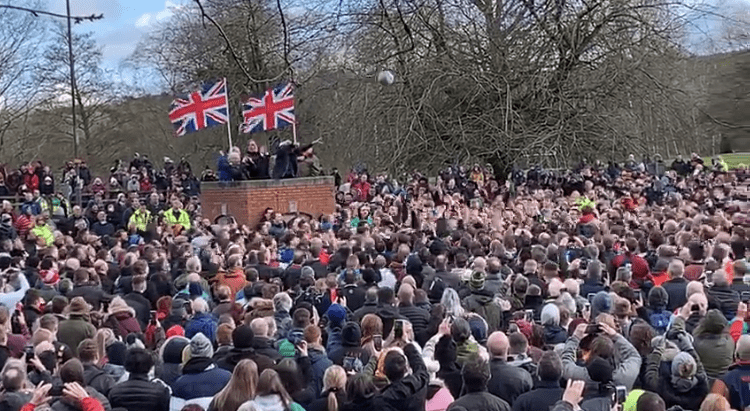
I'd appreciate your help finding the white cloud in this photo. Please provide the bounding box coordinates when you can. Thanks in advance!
[135,13,152,28]
[134,1,180,29]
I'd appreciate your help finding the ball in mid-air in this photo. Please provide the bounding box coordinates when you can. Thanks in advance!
[377,70,395,86]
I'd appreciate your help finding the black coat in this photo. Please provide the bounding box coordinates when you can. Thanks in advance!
[380,343,429,411]
[487,359,534,404]
[108,374,171,411]
[342,284,367,312]
[398,304,431,336]
[447,391,511,411]
[83,363,116,397]
[662,278,689,312]
[511,381,564,411]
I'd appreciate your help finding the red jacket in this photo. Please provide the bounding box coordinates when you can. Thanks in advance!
[611,252,650,282]
[21,397,104,411]
[23,173,39,192]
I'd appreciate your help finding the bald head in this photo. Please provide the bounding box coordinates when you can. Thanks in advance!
[250,318,268,337]
[686,281,704,299]
[473,257,486,273]
[737,335,750,361]
[563,279,579,297]
[487,331,509,359]
[547,278,564,298]
[398,283,414,305]
[524,259,537,274]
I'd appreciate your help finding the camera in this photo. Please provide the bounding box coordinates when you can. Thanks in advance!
[615,385,627,405]
[393,319,405,339]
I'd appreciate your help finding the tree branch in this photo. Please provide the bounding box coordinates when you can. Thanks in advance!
[0,5,103,23]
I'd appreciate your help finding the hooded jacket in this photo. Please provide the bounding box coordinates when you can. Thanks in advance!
[693,309,735,379]
[643,340,708,411]
[172,357,232,400]
[461,290,508,333]
[308,347,333,399]
[561,334,641,390]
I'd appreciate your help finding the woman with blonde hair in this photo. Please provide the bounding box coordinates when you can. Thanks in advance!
[440,288,464,319]
[95,328,115,367]
[238,368,304,411]
[208,359,259,411]
[307,365,347,411]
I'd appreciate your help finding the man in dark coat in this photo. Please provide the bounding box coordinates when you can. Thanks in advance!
[512,351,564,411]
[172,333,232,400]
[78,339,116,397]
[397,284,429,337]
[486,331,533,405]
[447,355,511,411]
[662,260,689,312]
[707,271,741,321]
[215,325,275,373]
[108,348,171,411]
[379,340,429,411]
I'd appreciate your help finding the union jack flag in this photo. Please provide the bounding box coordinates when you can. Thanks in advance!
[169,79,229,137]
[240,83,295,134]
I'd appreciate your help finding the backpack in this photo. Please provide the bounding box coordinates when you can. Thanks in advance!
[468,296,503,333]
[649,309,671,335]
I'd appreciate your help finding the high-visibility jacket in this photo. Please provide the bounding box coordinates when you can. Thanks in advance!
[128,209,151,232]
[31,224,54,246]
[163,208,191,231]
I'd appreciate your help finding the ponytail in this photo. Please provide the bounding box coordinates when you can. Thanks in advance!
[327,390,338,411]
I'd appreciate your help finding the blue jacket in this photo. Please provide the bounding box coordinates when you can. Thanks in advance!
[185,313,218,343]
[326,326,343,354]
[721,362,750,411]
[172,358,231,400]
[308,347,333,398]
[217,155,232,182]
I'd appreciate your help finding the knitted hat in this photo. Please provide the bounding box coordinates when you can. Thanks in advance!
[341,322,362,347]
[406,255,423,275]
[106,341,127,366]
[591,291,612,318]
[190,333,214,358]
[188,282,203,297]
[469,271,486,291]
[586,357,613,383]
[467,315,488,344]
[166,325,185,339]
[232,325,254,349]
[278,340,296,358]
[326,304,346,326]
[279,248,294,264]
[541,303,560,326]
[67,297,89,316]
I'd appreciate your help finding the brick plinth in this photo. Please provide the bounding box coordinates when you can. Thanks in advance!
[200,177,336,228]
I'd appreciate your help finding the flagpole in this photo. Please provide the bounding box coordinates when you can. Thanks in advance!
[224,78,234,149]
[292,121,297,145]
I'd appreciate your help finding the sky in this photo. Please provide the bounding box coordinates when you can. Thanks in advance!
[47,0,188,72]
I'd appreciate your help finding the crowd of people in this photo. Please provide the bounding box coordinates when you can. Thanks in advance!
[0,147,749,411]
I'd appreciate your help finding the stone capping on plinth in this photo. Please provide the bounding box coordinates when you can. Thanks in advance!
[201,176,335,190]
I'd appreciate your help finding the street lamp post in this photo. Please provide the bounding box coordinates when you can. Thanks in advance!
[66,0,82,205]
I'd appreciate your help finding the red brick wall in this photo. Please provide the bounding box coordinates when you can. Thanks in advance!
[200,177,335,228]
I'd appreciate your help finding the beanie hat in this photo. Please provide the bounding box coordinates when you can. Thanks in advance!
[342,322,362,347]
[190,333,214,358]
[326,304,346,327]
[468,315,488,344]
[540,303,560,326]
[406,255,423,275]
[469,271,486,291]
[280,248,294,264]
[106,341,127,366]
[591,291,612,318]
[278,340,296,358]
[162,337,190,364]
[166,325,185,339]
[232,325,255,349]
[586,356,613,384]
[623,389,645,411]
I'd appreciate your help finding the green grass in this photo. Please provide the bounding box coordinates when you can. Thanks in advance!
[717,153,750,169]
